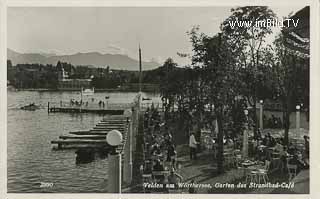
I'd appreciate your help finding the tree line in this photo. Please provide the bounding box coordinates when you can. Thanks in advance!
[7,60,171,89]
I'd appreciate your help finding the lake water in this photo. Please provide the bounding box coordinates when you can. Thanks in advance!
[7,90,160,193]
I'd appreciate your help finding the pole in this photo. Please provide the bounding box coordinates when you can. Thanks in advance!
[47,102,50,114]
[242,111,249,159]
[108,152,121,193]
[139,44,142,92]
[259,101,263,130]
[80,88,83,113]
[296,105,300,129]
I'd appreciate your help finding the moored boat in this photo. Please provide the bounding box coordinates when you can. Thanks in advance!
[20,103,40,111]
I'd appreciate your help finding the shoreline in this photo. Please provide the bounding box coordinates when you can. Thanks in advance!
[8,88,159,93]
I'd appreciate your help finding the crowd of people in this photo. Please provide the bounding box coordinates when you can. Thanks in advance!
[264,114,283,129]
[66,98,107,108]
[141,105,194,193]
[139,104,309,191]
[251,131,309,174]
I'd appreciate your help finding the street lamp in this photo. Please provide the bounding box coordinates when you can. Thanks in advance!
[106,130,123,193]
[296,105,301,130]
[259,100,264,130]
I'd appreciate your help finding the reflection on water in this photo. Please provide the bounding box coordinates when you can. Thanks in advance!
[7,90,159,193]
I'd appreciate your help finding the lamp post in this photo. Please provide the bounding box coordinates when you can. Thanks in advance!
[242,109,249,159]
[296,105,301,130]
[259,100,263,130]
[106,130,123,193]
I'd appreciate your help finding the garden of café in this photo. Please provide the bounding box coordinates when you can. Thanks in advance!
[202,127,309,193]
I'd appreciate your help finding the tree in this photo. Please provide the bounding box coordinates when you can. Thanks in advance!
[272,33,309,145]
[7,60,13,68]
[159,58,179,121]
[188,27,241,173]
[221,6,277,135]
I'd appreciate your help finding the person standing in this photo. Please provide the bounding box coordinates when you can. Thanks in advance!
[167,142,177,169]
[189,132,198,160]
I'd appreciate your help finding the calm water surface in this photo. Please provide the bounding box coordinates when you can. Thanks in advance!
[7,91,160,193]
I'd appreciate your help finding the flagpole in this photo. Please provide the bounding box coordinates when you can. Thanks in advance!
[80,87,83,113]
[139,44,142,93]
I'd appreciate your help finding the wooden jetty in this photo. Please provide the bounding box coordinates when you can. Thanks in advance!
[46,102,132,115]
[48,106,124,115]
[51,115,129,149]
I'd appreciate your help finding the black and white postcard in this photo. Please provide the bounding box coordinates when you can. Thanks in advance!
[1,0,319,198]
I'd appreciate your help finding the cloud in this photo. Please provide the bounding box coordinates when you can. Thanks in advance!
[107,44,121,51]
[106,44,129,55]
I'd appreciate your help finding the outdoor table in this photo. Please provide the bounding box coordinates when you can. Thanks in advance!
[234,149,241,153]
[271,152,280,158]
[223,152,234,167]
[152,170,170,183]
[239,160,258,177]
[266,147,276,159]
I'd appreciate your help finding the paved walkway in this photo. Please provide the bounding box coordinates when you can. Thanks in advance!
[174,149,247,193]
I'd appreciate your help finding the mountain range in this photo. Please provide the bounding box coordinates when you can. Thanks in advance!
[7,49,160,71]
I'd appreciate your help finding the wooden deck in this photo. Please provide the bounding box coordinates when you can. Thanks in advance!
[48,106,124,115]
[51,116,129,149]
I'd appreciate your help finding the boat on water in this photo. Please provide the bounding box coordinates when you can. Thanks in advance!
[142,97,152,101]
[81,88,94,96]
[20,103,40,111]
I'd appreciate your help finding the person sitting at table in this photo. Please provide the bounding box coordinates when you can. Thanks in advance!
[280,146,289,172]
[256,128,262,140]
[255,142,265,161]
[262,135,269,146]
[153,159,164,171]
[151,143,161,155]
[269,135,276,147]
[288,154,308,173]
[166,142,177,169]
[275,141,283,153]
[226,137,234,148]
[153,159,165,183]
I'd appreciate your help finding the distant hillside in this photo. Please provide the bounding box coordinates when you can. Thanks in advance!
[7,49,160,71]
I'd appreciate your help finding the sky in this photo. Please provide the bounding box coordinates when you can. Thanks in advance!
[7,6,304,66]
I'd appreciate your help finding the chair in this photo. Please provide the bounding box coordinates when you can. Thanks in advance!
[142,174,153,183]
[287,164,297,181]
[235,154,242,167]
[245,169,258,184]
[256,160,270,184]
[142,174,153,193]
[223,153,234,168]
